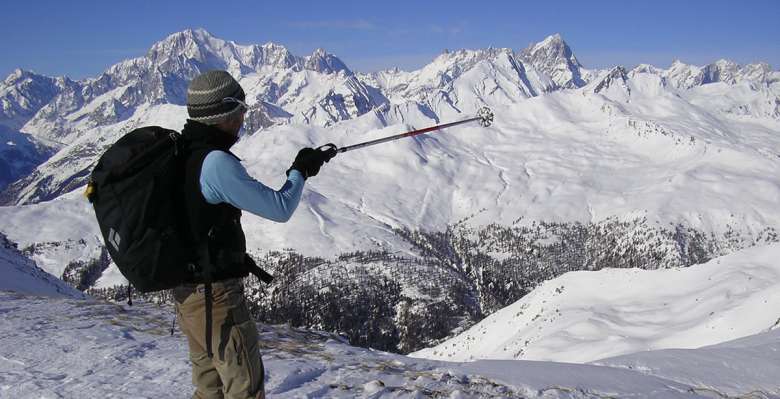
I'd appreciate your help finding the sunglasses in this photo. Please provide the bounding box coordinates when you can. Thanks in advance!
[222,97,249,112]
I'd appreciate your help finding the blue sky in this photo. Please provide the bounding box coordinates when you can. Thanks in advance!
[2,0,778,79]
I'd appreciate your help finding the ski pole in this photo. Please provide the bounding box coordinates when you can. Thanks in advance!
[316,107,494,155]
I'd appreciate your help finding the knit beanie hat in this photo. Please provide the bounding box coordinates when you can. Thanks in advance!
[186,70,247,125]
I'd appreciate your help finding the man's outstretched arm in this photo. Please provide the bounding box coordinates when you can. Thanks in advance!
[199,151,305,222]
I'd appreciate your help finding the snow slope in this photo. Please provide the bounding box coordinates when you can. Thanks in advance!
[596,330,780,397]
[220,83,780,258]
[2,290,779,398]
[0,233,85,299]
[413,243,780,364]
[0,190,103,279]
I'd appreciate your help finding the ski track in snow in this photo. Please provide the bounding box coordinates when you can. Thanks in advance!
[415,188,431,226]
[481,151,510,206]
[305,191,334,241]
[458,147,510,207]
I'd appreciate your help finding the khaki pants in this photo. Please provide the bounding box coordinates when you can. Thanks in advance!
[174,278,265,399]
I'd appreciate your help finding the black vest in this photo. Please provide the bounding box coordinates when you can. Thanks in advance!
[181,120,249,283]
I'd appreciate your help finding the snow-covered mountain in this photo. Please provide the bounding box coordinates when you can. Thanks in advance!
[0,68,67,132]
[0,70,63,189]
[2,29,778,207]
[18,28,377,146]
[413,243,780,363]
[517,33,588,89]
[0,189,104,280]
[362,47,549,120]
[0,28,386,204]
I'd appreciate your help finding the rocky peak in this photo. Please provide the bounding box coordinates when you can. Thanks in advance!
[530,34,569,55]
[519,34,585,89]
[593,66,630,95]
[667,59,775,88]
[665,60,704,89]
[631,64,664,75]
[245,42,298,70]
[4,69,30,85]
[428,47,514,79]
[739,62,773,84]
[146,29,298,73]
[0,69,64,131]
[147,29,205,61]
[303,48,351,75]
[702,59,740,84]
[2,69,58,88]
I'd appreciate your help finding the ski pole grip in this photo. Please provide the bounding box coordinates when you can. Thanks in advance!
[316,143,339,161]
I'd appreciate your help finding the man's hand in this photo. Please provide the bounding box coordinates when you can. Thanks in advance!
[287,146,336,179]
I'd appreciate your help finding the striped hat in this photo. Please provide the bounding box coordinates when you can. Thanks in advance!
[186,70,247,124]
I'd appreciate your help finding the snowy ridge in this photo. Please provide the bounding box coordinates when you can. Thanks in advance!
[0,29,389,204]
[1,30,778,206]
[412,243,780,365]
[594,329,780,396]
[1,289,778,397]
[19,28,378,147]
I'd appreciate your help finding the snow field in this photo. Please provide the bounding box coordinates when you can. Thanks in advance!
[413,243,780,366]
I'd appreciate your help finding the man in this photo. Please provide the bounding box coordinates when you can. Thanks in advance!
[173,70,332,399]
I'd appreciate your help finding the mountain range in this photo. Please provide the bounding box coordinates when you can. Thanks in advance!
[2,28,777,204]
[1,28,779,358]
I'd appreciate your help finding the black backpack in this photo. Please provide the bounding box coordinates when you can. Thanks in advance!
[86,126,192,293]
[86,126,274,293]
[87,125,273,359]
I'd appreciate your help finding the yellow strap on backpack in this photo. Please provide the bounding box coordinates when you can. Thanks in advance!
[84,182,96,203]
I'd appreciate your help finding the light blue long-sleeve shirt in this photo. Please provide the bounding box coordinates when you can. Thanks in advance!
[199,150,305,222]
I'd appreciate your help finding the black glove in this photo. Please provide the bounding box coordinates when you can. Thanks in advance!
[287,145,337,179]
